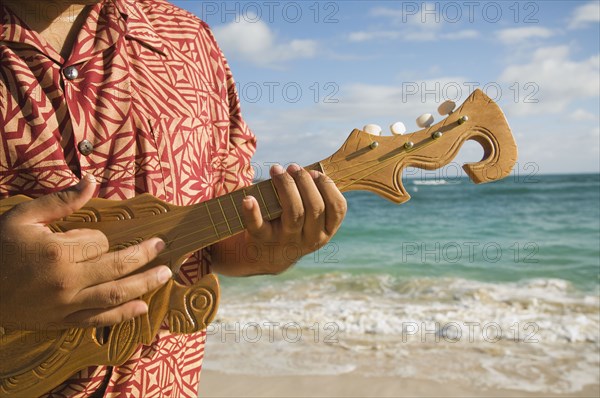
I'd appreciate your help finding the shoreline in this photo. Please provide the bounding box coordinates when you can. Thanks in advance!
[199,370,600,398]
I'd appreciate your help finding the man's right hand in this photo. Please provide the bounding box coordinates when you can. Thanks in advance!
[0,174,172,330]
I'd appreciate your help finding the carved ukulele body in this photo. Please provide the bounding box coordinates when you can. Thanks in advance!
[0,195,220,397]
[0,89,517,396]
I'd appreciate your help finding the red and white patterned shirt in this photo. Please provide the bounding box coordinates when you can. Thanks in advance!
[0,0,256,395]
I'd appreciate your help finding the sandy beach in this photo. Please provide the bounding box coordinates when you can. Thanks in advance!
[199,371,600,397]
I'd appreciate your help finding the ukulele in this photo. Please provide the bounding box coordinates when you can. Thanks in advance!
[0,89,517,396]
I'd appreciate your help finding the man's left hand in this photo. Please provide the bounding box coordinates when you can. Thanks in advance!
[212,164,347,276]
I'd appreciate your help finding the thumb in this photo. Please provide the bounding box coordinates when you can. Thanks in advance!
[15,174,97,224]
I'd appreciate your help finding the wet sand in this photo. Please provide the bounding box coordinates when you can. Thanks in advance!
[199,370,600,397]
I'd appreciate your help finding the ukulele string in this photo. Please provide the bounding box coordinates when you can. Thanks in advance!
[91,188,282,256]
[330,136,441,192]
[103,130,440,244]
[136,144,425,258]
[323,123,451,183]
[99,150,374,247]
[77,139,431,259]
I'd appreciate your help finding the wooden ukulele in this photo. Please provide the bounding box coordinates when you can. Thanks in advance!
[0,89,517,396]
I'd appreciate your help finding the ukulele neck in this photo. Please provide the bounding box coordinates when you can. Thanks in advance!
[177,162,325,249]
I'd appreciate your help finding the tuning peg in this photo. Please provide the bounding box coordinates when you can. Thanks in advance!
[390,122,406,135]
[416,113,434,128]
[363,124,382,136]
[438,100,456,116]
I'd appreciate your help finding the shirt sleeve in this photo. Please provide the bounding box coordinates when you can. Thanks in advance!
[200,21,257,196]
[221,60,257,194]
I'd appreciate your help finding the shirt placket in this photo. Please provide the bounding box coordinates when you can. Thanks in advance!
[61,1,129,181]
[60,62,88,169]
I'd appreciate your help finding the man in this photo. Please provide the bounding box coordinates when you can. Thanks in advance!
[0,0,347,396]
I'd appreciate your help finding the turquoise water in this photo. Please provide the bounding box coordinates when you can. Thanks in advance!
[221,173,600,291]
[207,174,600,392]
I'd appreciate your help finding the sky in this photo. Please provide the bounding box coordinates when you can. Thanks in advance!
[173,0,600,177]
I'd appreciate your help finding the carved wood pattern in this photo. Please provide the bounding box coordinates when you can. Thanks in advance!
[320,89,518,203]
[0,276,219,397]
[167,282,219,334]
[0,90,517,396]
[108,319,141,364]
[112,237,145,251]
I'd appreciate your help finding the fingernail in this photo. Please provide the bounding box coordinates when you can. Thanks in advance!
[158,267,172,283]
[155,239,166,252]
[309,170,320,180]
[271,164,284,176]
[133,302,149,316]
[243,196,255,209]
[75,174,96,191]
[287,163,301,174]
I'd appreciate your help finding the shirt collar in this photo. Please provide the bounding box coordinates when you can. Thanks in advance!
[1,3,59,61]
[0,0,167,59]
[112,0,167,57]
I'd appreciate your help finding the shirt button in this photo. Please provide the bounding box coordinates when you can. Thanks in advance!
[78,140,94,156]
[63,66,79,80]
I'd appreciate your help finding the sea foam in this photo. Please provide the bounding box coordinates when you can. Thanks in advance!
[205,274,599,393]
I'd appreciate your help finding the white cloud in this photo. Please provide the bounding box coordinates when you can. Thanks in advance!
[244,77,476,167]
[569,109,597,121]
[348,31,401,42]
[496,27,554,45]
[369,6,404,20]
[499,46,600,115]
[350,4,478,43]
[244,76,599,174]
[213,16,317,68]
[348,29,478,43]
[402,30,439,42]
[316,77,471,119]
[441,30,480,40]
[568,1,600,29]
[369,4,445,28]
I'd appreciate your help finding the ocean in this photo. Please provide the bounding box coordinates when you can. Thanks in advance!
[204,174,600,394]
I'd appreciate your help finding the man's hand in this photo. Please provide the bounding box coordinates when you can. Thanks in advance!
[212,164,347,276]
[0,175,172,330]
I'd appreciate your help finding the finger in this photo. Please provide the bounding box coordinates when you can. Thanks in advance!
[287,164,325,238]
[81,237,166,285]
[311,171,347,235]
[64,300,149,327]
[10,174,97,224]
[271,164,304,235]
[59,228,110,262]
[73,265,172,310]
[240,196,269,238]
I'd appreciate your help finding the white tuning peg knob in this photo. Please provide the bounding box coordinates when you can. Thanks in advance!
[390,122,406,135]
[363,124,382,136]
[438,100,456,116]
[416,113,434,128]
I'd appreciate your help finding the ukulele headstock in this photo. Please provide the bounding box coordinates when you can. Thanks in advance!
[319,89,518,203]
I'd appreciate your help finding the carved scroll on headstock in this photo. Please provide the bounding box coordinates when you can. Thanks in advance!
[455,89,518,183]
[319,89,518,203]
